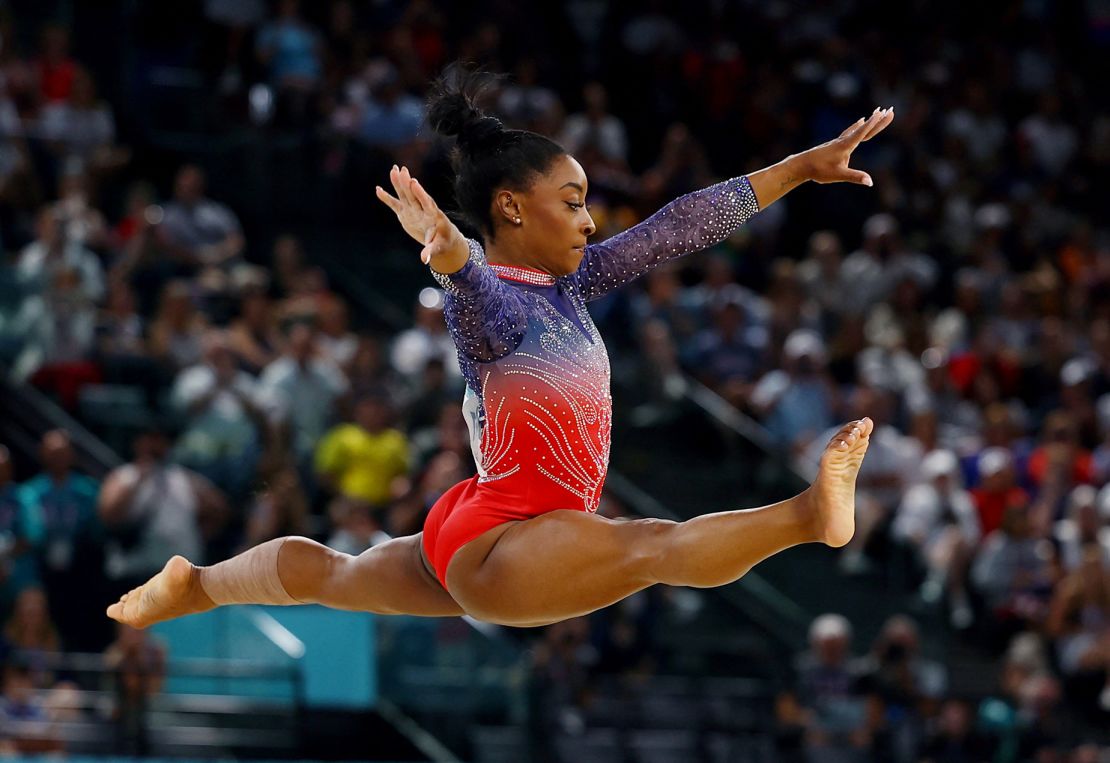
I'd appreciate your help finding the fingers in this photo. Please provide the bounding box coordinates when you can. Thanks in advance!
[846,107,893,147]
[409,176,439,216]
[390,164,417,208]
[859,107,894,143]
[375,185,401,213]
[838,117,866,140]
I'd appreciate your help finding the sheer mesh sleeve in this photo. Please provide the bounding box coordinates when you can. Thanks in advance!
[432,238,528,363]
[572,175,760,302]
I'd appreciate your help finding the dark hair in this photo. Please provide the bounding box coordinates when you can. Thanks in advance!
[427,64,565,241]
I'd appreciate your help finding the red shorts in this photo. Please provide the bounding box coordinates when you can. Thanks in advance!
[421,476,564,589]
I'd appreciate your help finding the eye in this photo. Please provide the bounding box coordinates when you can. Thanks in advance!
[566,202,591,212]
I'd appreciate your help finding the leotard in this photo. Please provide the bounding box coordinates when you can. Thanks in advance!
[421,176,761,587]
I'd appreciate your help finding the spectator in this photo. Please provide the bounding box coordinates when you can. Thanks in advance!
[94,279,153,383]
[559,82,628,164]
[98,426,228,595]
[242,463,309,549]
[38,67,123,172]
[0,446,36,604]
[34,25,76,104]
[255,0,323,96]
[782,613,874,762]
[403,357,458,434]
[170,330,265,497]
[971,448,1030,538]
[854,615,947,760]
[497,57,561,133]
[0,661,61,754]
[15,430,103,650]
[315,394,409,508]
[919,698,995,763]
[751,329,836,452]
[892,450,980,627]
[355,60,426,150]
[316,295,357,370]
[259,320,348,464]
[103,623,166,755]
[158,164,245,270]
[325,496,387,556]
[840,214,936,311]
[2,587,60,664]
[972,506,1057,644]
[148,280,208,372]
[16,206,103,302]
[347,333,404,402]
[1054,485,1110,572]
[226,286,282,375]
[1046,547,1110,711]
[688,285,768,401]
[53,169,109,249]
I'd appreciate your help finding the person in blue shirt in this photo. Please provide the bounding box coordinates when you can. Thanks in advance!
[17,430,104,650]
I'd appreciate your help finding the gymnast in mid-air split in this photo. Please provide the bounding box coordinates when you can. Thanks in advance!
[108,68,893,630]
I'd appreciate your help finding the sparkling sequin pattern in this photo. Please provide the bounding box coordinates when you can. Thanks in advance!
[432,176,759,514]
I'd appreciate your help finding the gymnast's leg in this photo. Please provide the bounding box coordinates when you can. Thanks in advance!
[445,419,872,628]
[106,533,464,628]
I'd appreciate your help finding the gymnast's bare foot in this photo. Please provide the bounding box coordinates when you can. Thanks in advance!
[807,418,873,548]
[106,555,216,629]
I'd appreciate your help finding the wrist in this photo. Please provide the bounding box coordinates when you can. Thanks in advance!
[783,152,815,183]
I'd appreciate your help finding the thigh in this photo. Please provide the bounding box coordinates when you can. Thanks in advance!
[329,534,465,617]
[445,510,673,627]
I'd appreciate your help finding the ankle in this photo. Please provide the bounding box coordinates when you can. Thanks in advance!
[190,563,217,610]
[795,489,825,544]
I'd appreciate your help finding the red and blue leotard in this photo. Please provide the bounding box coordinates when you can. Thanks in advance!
[421,175,761,588]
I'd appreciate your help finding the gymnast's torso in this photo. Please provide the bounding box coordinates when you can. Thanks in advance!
[431,175,761,516]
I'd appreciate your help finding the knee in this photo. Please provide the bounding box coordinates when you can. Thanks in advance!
[278,536,348,603]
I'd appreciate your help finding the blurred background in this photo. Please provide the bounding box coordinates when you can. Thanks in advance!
[0,0,1109,761]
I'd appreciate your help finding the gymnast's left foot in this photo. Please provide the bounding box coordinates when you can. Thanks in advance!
[106,555,215,629]
[806,417,873,548]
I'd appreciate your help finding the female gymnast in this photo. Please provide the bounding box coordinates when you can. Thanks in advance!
[108,70,893,630]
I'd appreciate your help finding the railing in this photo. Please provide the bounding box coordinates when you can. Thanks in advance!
[2,649,303,757]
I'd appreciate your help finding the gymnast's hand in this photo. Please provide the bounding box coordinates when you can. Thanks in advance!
[747,107,895,208]
[803,107,895,186]
[376,164,470,274]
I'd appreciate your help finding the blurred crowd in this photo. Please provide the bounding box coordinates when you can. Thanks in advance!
[0,0,1108,760]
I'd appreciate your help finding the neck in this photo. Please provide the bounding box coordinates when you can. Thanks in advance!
[485,236,554,276]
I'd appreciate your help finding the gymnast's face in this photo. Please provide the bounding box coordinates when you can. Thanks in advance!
[494,154,596,276]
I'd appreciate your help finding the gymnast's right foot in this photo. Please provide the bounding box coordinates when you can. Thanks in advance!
[807,417,872,548]
[106,555,216,629]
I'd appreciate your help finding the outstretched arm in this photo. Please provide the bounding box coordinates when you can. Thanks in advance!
[375,166,527,362]
[575,107,895,301]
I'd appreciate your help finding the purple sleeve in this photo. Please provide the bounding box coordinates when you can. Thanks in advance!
[431,238,528,363]
[572,175,761,301]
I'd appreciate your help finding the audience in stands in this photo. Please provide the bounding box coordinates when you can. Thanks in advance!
[0,0,1109,756]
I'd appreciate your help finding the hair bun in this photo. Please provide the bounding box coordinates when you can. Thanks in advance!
[458,115,504,152]
[427,65,506,154]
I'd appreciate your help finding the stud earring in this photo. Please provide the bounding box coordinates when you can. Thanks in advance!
[514,217,521,224]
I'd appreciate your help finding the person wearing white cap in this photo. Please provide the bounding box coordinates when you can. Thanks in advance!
[750,328,836,451]
[893,450,980,628]
[970,446,1029,537]
[1053,485,1110,572]
[784,613,871,758]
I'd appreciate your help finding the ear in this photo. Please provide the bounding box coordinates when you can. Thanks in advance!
[493,190,521,225]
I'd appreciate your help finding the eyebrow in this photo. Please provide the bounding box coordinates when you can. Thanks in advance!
[560,181,585,192]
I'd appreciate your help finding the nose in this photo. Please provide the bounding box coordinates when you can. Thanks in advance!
[582,211,596,238]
